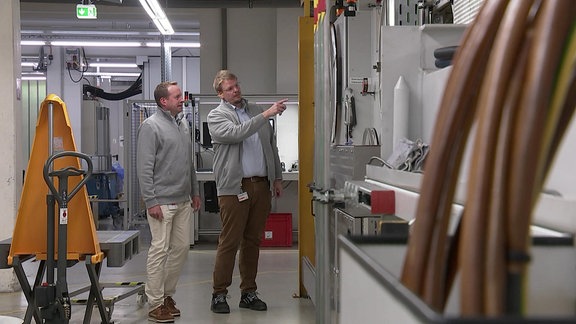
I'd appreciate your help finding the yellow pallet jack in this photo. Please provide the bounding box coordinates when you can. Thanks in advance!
[7,95,108,323]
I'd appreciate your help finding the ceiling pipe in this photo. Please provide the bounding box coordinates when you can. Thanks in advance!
[221,8,227,69]
[131,0,302,7]
[21,0,302,8]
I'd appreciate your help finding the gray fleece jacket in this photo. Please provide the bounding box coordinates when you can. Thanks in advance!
[136,107,199,209]
[207,99,282,196]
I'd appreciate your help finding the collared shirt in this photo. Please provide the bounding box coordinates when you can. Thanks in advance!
[175,112,183,126]
[232,102,267,178]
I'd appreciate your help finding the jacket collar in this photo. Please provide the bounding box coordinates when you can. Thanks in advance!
[157,106,180,124]
[222,98,248,111]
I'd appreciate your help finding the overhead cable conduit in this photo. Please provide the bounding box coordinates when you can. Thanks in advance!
[83,74,143,101]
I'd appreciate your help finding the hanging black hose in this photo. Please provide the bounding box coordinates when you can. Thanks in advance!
[83,74,143,101]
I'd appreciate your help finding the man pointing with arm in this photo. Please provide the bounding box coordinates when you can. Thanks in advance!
[207,70,286,314]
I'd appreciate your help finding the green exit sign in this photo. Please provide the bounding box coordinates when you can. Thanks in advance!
[76,4,97,19]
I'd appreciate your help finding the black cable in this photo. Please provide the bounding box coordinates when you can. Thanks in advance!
[82,75,142,101]
[78,47,89,73]
[67,67,84,83]
[67,47,89,83]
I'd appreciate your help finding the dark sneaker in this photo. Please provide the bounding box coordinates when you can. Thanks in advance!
[148,304,175,323]
[211,294,230,314]
[239,291,267,311]
[164,296,180,317]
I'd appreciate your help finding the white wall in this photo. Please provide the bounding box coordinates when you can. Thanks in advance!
[228,8,277,93]
[0,0,22,291]
[0,0,22,238]
[199,8,301,95]
[276,8,301,95]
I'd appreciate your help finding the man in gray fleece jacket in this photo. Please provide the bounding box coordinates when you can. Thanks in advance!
[137,81,201,323]
[207,70,287,314]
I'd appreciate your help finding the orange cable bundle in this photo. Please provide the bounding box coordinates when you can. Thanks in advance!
[401,0,576,317]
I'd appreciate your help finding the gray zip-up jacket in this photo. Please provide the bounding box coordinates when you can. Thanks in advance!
[207,99,282,196]
[136,107,199,208]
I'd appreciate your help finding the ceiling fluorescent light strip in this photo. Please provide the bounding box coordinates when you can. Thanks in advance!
[22,40,199,48]
[50,30,142,36]
[84,72,141,77]
[159,17,174,34]
[22,29,199,37]
[22,71,46,76]
[139,0,174,35]
[143,31,199,36]
[145,42,200,48]
[138,0,156,20]
[22,76,47,81]
[21,40,46,46]
[89,63,138,68]
[152,18,173,36]
[50,41,141,47]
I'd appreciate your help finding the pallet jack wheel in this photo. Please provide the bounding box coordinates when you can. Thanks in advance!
[107,302,114,319]
[136,292,147,307]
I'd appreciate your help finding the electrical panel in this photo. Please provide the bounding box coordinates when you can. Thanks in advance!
[65,48,82,70]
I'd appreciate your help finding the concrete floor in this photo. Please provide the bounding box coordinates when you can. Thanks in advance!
[0,224,315,324]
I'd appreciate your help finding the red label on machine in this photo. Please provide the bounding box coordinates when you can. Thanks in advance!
[60,208,68,225]
[370,190,395,214]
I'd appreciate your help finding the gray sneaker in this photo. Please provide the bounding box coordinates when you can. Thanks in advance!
[211,294,230,314]
[239,291,267,311]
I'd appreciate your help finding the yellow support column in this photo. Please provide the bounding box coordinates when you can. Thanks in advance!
[298,2,315,297]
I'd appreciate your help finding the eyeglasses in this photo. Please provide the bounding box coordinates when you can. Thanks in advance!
[222,83,240,92]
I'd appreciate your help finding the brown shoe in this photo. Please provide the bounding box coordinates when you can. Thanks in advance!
[148,304,174,323]
[164,296,181,317]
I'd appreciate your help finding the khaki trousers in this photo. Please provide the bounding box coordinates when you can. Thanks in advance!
[213,179,271,295]
[146,201,191,310]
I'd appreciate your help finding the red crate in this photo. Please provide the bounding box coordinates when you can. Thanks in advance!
[260,213,292,247]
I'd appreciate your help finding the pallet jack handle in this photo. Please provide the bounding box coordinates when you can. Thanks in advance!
[40,151,93,323]
[43,151,93,205]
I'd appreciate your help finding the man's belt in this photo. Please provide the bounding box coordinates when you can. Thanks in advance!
[242,176,268,182]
